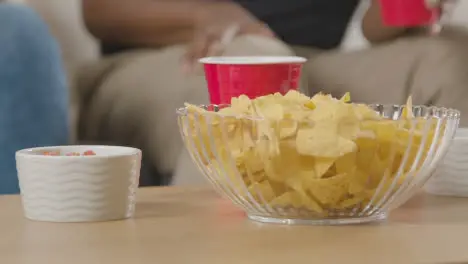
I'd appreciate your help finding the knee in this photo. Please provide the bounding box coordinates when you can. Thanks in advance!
[0,4,60,59]
[399,34,468,101]
[0,4,50,38]
[0,4,65,92]
[223,35,294,57]
[413,35,468,82]
[402,34,468,113]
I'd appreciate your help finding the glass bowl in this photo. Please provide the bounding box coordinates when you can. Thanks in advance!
[177,104,459,225]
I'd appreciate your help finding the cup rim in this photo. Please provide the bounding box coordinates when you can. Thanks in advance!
[177,103,460,122]
[199,56,307,65]
[16,145,141,159]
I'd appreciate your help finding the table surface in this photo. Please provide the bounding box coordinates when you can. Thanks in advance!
[2,187,468,264]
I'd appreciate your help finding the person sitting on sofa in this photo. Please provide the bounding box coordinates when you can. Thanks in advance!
[0,3,69,194]
[80,0,468,185]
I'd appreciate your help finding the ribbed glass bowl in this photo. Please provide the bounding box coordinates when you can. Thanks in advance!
[177,104,459,225]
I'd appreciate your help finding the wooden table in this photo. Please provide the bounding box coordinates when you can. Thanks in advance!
[2,187,468,264]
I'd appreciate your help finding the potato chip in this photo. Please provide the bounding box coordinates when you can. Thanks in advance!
[283,90,311,103]
[402,96,414,119]
[304,101,316,110]
[257,103,285,121]
[270,192,303,209]
[183,90,437,216]
[242,149,264,174]
[304,173,349,205]
[278,119,298,139]
[231,95,252,114]
[354,104,381,120]
[340,92,351,103]
[286,177,323,213]
[248,181,276,203]
[296,125,356,157]
[338,196,366,209]
[314,157,336,178]
[347,170,369,195]
[362,173,409,207]
[261,141,309,181]
[335,152,357,175]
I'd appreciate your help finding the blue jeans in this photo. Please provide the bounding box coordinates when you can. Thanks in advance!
[0,4,69,194]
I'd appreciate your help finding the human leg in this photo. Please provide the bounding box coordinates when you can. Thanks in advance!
[0,4,69,194]
[302,27,468,125]
[78,35,293,186]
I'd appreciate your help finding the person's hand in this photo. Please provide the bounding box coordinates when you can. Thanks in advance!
[183,2,274,73]
[425,0,454,8]
[425,0,458,15]
[426,0,458,34]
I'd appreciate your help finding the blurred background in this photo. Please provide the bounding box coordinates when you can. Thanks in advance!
[1,0,468,194]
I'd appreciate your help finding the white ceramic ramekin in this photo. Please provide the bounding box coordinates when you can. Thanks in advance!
[16,145,141,222]
[425,129,468,197]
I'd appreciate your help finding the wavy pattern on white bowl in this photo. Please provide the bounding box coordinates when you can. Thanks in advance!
[16,153,141,222]
[425,137,468,197]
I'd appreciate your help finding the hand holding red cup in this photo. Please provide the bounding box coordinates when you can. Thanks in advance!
[379,0,456,27]
[379,0,440,27]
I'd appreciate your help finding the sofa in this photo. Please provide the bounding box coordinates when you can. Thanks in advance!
[12,0,468,186]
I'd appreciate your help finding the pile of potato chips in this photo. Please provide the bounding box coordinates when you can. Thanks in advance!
[182,91,438,217]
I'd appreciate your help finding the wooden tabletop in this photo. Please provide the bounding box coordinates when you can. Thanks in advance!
[2,187,468,264]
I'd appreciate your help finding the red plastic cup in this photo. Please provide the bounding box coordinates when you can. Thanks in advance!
[379,0,440,27]
[199,56,307,105]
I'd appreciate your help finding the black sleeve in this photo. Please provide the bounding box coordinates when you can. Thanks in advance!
[235,0,314,20]
[234,0,359,49]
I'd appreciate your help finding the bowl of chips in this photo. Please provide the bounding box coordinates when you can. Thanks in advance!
[177,91,459,225]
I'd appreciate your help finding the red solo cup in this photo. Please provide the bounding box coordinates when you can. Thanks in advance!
[379,0,440,27]
[199,56,307,105]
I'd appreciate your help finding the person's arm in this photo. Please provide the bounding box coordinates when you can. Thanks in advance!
[82,0,208,47]
[361,0,411,44]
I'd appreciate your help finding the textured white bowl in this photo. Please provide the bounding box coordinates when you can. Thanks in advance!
[16,145,141,222]
[425,129,468,197]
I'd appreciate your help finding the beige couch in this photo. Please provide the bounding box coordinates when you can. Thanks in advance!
[22,0,468,75]
[18,0,468,126]
[12,0,468,186]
